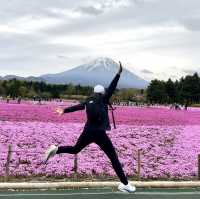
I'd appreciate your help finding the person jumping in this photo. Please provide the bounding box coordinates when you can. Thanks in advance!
[44,61,136,193]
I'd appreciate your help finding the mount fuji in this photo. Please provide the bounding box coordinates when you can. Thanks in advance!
[40,58,148,88]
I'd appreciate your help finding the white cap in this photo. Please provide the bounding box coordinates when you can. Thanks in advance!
[94,85,105,94]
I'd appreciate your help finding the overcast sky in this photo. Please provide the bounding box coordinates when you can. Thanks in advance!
[0,0,200,81]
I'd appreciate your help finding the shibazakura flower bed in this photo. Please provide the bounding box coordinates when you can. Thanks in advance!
[0,102,200,179]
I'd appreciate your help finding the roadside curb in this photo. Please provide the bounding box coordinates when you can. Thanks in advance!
[1,181,200,189]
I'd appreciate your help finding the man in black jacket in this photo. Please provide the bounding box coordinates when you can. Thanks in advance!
[44,62,136,193]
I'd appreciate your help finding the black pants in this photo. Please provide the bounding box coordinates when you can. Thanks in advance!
[57,127,128,185]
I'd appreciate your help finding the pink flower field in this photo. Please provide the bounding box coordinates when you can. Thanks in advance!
[0,101,200,180]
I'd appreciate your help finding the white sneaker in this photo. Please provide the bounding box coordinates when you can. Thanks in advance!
[44,145,58,164]
[118,182,136,193]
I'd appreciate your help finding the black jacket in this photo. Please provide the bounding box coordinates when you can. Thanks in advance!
[64,74,120,131]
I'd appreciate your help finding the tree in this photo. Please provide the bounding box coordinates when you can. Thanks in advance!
[19,86,28,97]
[180,73,200,103]
[65,84,76,95]
[7,79,21,98]
[147,80,167,104]
[0,82,5,96]
[165,78,176,103]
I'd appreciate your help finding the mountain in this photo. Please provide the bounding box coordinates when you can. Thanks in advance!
[40,58,148,88]
[0,58,148,88]
[0,75,44,82]
[2,75,25,80]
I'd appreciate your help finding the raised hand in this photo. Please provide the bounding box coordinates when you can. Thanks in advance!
[118,61,123,74]
[55,108,64,116]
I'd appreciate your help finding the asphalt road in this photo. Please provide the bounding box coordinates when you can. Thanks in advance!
[1,188,200,199]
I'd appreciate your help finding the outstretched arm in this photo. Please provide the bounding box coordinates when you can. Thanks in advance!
[55,102,85,116]
[64,103,85,113]
[104,61,123,103]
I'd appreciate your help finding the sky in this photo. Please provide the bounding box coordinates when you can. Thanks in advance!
[0,0,200,81]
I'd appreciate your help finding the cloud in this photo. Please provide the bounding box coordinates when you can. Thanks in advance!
[0,16,63,35]
[141,69,153,74]
[182,17,200,31]
[76,6,103,16]
[0,30,91,76]
[39,0,200,38]
[57,55,71,59]
[0,0,200,80]
[170,75,179,79]
[182,69,199,75]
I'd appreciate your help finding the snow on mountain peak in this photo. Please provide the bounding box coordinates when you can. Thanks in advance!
[83,57,118,72]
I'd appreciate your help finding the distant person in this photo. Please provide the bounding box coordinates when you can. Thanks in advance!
[170,103,181,110]
[175,103,181,110]
[38,98,42,105]
[6,96,10,103]
[44,61,136,193]
[17,96,21,104]
[184,101,189,110]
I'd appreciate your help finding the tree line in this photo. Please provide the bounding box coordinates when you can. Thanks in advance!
[0,79,93,100]
[146,73,200,105]
[0,79,142,102]
[1,72,199,105]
